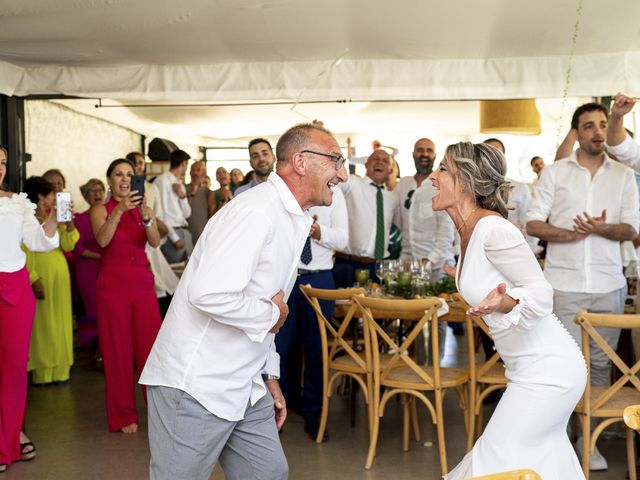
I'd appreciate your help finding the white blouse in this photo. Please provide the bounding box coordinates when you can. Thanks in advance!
[0,193,59,273]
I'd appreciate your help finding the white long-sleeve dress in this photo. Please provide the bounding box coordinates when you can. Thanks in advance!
[445,216,586,479]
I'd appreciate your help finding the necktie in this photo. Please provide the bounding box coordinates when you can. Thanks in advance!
[372,182,385,259]
[300,236,313,265]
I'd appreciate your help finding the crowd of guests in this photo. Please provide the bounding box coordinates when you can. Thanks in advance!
[2,94,640,474]
[0,145,261,472]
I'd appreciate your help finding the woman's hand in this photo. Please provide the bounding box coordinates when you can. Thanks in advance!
[116,192,143,213]
[467,283,518,316]
[32,279,45,300]
[42,207,59,237]
[137,197,154,222]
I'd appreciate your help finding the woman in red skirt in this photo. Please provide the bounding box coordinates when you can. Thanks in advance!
[91,158,162,433]
[0,148,59,472]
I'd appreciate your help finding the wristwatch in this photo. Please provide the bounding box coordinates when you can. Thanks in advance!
[142,217,154,228]
[262,374,279,381]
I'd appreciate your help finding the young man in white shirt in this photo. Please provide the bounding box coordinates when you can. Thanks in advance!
[154,149,193,263]
[335,149,401,283]
[275,188,348,443]
[140,123,348,480]
[527,102,640,471]
[235,138,275,195]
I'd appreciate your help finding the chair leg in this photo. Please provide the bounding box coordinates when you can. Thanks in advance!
[316,375,330,444]
[627,427,637,480]
[402,394,410,451]
[435,389,448,475]
[466,384,476,452]
[365,396,381,469]
[411,397,421,442]
[581,414,590,480]
[476,401,484,437]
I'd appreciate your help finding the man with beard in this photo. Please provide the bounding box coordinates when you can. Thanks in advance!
[397,138,455,269]
[527,102,639,472]
[335,149,401,282]
[235,138,276,195]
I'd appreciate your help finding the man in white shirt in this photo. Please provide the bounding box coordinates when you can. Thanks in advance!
[154,149,193,263]
[527,102,639,471]
[235,138,275,195]
[335,149,401,284]
[398,138,455,272]
[140,123,348,480]
[275,188,348,443]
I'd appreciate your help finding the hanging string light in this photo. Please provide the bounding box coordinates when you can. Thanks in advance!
[556,0,584,146]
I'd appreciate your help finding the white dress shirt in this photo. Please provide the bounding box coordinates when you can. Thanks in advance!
[140,173,312,421]
[154,171,192,243]
[408,182,455,267]
[338,175,400,258]
[607,134,640,170]
[300,188,348,271]
[526,151,640,293]
[507,180,532,233]
[1,193,59,272]
[396,176,419,259]
[144,181,179,298]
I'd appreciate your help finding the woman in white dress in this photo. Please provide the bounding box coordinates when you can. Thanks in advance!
[431,142,586,479]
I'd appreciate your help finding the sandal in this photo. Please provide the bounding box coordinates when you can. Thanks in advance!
[19,441,36,461]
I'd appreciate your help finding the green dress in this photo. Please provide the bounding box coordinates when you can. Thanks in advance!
[24,224,79,384]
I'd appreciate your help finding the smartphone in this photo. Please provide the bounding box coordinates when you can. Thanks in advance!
[56,192,72,222]
[131,175,145,202]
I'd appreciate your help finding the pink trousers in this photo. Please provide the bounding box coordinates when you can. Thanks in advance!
[0,268,35,465]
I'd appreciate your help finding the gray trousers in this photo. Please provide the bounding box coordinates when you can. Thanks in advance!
[148,386,288,480]
[161,227,193,264]
[554,288,625,387]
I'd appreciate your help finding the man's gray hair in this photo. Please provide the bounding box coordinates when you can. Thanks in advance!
[276,123,334,165]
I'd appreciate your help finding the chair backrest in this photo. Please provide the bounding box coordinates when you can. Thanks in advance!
[299,285,367,371]
[623,404,640,431]
[452,293,502,381]
[469,469,541,480]
[354,295,443,387]
[575,311,640,413]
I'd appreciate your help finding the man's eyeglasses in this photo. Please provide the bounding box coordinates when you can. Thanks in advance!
[301,150,346,171]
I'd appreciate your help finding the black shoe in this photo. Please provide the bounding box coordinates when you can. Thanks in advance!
[304,419,329,443]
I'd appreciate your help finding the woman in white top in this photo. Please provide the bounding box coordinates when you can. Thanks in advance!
[432,142,586,479]
[0,147,59,472]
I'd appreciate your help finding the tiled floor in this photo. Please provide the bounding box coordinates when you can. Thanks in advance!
[4,331,630,479]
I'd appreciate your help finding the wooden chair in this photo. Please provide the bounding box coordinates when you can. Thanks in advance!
[354,295,469,474]
[469,470,541,480]
[453,293,507,451]
[574,311,640,479]
[299,285,369,443]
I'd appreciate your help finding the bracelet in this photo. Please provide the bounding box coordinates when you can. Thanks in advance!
[142,217,154,228]
[262,374,279,381]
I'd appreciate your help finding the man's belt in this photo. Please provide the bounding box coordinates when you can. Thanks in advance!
[173,226,189,230]
[297,269,328,276]
[334,252,377,264]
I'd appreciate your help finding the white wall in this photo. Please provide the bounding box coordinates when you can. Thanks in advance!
[25,100,142,210]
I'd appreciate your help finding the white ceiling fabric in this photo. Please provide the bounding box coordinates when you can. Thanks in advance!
[2,0,640,102]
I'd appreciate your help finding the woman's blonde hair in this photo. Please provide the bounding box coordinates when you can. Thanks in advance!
[79,178,105,200]
[444,141,512,218]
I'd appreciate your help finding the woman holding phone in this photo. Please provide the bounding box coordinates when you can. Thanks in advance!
[0,150,59,472]
[23,176,79,385]
[91,158,162,433]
